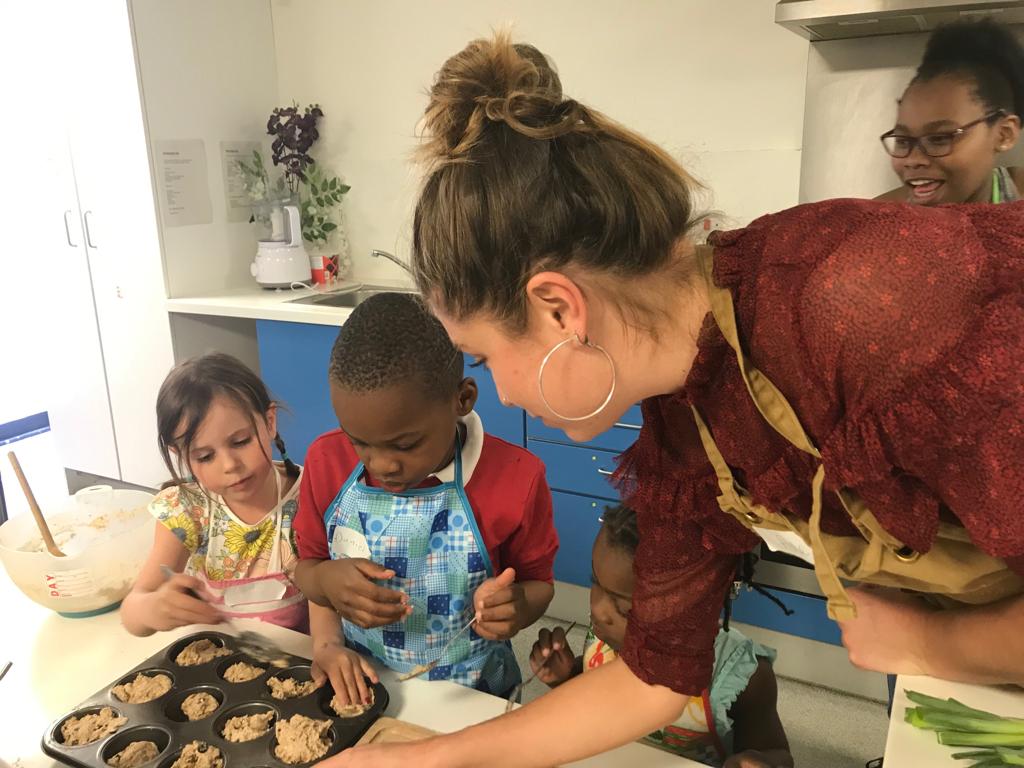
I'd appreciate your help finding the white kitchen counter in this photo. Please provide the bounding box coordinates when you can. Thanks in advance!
[885,674,1024,766]
[0,583,694,767]
[165,278,414,327]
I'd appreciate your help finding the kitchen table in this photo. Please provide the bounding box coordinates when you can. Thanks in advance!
[0,581,697,767]
[885,673,1024,766]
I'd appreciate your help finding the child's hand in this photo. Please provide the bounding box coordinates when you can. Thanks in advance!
[147,573,222,631]
[723,750,793,768]
[311,638,378,709]
[316,558,410,628]
[473,567,527,641]
[529,626,576,687]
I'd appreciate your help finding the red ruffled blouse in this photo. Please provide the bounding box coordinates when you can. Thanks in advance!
[614,198,1024,695]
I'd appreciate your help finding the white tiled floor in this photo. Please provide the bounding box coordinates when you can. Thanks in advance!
[511,616,889,768]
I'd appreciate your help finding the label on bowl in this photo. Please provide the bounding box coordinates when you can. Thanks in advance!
[43,569,95,599]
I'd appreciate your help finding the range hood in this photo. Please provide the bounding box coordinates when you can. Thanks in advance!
[776,0,1024,40]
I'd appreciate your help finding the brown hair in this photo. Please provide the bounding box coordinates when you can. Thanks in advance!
[412,31,702,332]
[156,352,299,488]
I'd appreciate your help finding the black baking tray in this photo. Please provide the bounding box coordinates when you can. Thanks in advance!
[41,631,389,768]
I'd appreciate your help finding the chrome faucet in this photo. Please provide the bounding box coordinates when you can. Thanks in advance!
[371,249,413,275]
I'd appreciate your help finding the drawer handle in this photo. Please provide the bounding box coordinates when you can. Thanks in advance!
[597,468,614,477]
[613,422,642,431]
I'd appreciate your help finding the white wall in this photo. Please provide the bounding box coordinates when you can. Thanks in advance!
[131,0,280,298]
[800,31,1024,202]
[270,0,809,282]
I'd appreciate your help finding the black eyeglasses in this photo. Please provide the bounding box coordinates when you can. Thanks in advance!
[880,110,1006,158]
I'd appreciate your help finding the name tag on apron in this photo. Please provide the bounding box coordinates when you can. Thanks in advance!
[332,527,372,560]
[753,527,816,565]
[222,579,287,607]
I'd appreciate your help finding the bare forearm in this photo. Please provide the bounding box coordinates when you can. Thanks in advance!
[309,601,344,646]
[419,659,686,768]
[120,589,158,637]
[295,558,331,607]
[924,594,1024,685]
[519,580,554,630]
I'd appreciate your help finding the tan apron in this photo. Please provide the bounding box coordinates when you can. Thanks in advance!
[691,245,1022,621]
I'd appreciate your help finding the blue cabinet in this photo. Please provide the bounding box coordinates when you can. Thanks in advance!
[527,404,643,453]
[551,491,605,587]
[257,320,338,464]
[731,585,841,646]
[528,441,618,500]
[256,319,524,463]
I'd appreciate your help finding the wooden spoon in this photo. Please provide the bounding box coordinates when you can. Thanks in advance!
[7,451,64,557]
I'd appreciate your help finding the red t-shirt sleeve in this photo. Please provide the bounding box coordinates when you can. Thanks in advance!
[294,431,358,561]
[496,466,558,584]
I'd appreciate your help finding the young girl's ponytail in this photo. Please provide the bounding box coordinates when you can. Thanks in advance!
[274,434,301,480]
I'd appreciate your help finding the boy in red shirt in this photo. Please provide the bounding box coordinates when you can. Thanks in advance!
[294,292,558,708]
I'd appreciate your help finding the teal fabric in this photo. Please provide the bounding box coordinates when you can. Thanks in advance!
[707,627,777,756]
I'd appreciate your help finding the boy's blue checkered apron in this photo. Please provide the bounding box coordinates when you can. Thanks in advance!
[324,438,520,693]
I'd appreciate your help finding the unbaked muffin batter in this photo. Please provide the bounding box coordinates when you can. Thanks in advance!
[61,707,126,746]
[222,661,264,683]
[267,676,319,699]
[175,639,231,666]
[221,711,275,742]
[273,714,332,764]
[111,672,172,703]
[168,741,223,768]
[331,688,374,717]
[106,740,159,767]
[180,692,219,721]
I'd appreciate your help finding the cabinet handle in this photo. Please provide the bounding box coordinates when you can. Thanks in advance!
[613,422,642,431]
[84,211,97,248]
[63,210,78,247]
[597,468,614,477]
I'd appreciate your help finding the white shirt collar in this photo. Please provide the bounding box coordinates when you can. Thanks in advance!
[432,410,483,485]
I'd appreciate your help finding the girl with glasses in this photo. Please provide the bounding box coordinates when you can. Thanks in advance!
[877,19,1024,205]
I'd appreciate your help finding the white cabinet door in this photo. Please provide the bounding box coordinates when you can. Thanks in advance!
[64,0,174,487]
[0,3,120,478]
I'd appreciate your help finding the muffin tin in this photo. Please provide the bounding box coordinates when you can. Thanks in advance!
[42,631,389,768]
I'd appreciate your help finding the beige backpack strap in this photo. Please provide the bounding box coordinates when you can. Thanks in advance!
[695,246,820,459]
[696,245,860,620]
[808,465,856,621]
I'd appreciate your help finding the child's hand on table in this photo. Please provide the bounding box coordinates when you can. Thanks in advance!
[473,567,528,641]
[147,573,222,631]
[529,626,576,686]
[723,750,793,768]
[311,637,378,708]
[315,558,411,628]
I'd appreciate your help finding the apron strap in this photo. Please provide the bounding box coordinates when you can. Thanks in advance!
[695,245,859,619]
[807,465,856,621]
[695,246,821,458]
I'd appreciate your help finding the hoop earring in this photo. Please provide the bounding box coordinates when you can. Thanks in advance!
[537,333,616,422]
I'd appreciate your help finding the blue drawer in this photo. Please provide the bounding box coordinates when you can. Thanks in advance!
[552,491,605,587]
[257,320,339,463]
[527,404,642,452]
[528,440,618,500]
[730,585,842,646]
[467,355,524,447]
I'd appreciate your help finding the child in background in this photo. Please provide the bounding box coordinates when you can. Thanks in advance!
[121,353,307,636]
[294,292,558,708]
[530,506,793,768]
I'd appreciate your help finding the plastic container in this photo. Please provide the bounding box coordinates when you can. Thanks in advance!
[42,631,389,768]
[0,485,154,617]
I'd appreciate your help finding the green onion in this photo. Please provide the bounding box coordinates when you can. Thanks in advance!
[905,690,1024,766]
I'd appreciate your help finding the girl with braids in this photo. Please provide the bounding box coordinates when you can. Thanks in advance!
[121,353,308,635]
[878,19,1024,204]
[529,506,791,768]
[322,32,1024,768]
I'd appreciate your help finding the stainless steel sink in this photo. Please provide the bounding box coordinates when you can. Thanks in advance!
[287,285,418,308]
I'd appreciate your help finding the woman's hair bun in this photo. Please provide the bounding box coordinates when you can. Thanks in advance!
[418,30,589,165]
[916,19,1024,116]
